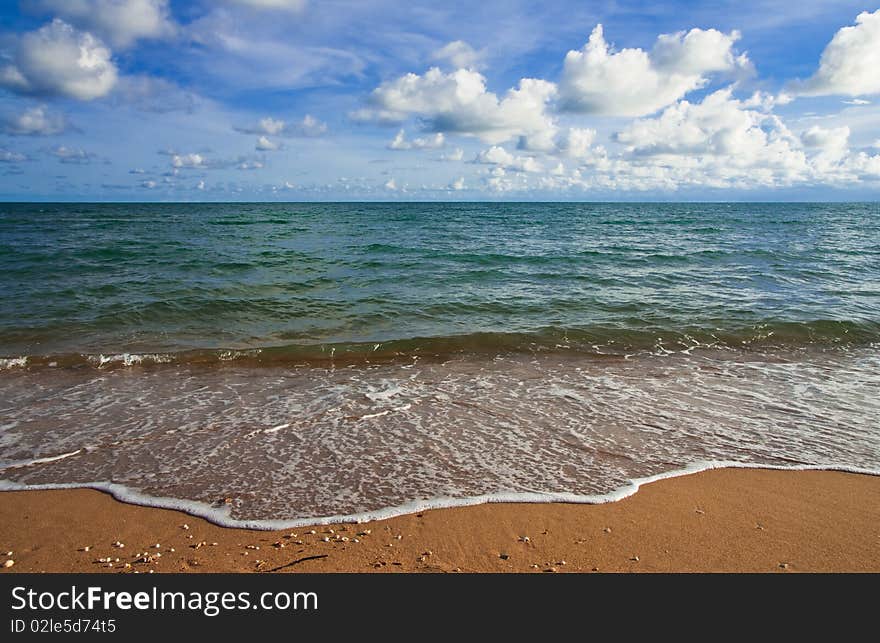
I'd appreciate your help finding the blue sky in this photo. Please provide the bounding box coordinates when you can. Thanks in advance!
[1,0,879,200]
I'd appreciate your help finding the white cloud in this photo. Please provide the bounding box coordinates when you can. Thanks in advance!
[172,153,207,169]
[0,148,28,163]
[843,99,871,105]
[0,105,68,136]
[364,67,557,144]
[237,159,264,170]
[196,180,206,190]
[223,0,307,11]
[256,136,281,151]
[474,146,542,172]
[615,89,803,166]
[50,145,96,164]
[384,177,397,190]
[559,24,748,116]
[0,20,118,100]
[24,0,175,48]
[236,115,327,137]
[141,180,157,189]
[440,147,464,161]
[295,114,328,136]
[519,126,597,158]
[801,125,850,152]
[802,125,850,173]
[432,41,485,69]
[849,152,880,178]
[449,176,465,190]
[387,130,445,150]
[796,10,880,97]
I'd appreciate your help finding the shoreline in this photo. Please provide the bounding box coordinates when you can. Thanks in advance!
[2,468,879,572]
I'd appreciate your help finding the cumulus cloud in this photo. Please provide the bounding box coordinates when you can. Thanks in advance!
[474,146,542,172]
[440,147,464,162]
[363,67,557,144]
[387,130,445,150]
[50,145,97,164]
[801,125,850,152]
[235,114,327,137]
[796,10,880,97]
[614,89,803,171]
[168,151,266,171]
[0,105,69,136]
[559,24,749,117]
[0,148,28,163]
[24,0,175,48]
[0,20,118,100]
[223,0,307,11]
[449,176,465,190]
[519,126,597,158]
[256,136,281,151]
[171,153,208,169]
[432,40,485,69]
[384,177,397,190]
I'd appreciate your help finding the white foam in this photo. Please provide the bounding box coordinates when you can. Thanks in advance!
[89,353,173,367]
[0,449,83,472]
[0,356,27,370]
[1,460,876,531]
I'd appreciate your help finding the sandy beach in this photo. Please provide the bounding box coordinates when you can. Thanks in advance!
[1,467,878,573]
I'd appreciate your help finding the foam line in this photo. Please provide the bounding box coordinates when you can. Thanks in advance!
[1,460,877,531]
[0,449,84,471]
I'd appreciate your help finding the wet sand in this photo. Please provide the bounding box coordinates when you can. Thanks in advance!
[1,468,878,573]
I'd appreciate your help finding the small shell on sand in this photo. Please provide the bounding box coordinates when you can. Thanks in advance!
[181,524,189,530]
[3,559,14,568]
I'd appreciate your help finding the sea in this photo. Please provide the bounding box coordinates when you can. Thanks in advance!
[1,202,878,527]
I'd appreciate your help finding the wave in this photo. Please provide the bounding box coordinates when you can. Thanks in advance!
[2,319,878,370]
[1,461,877,530]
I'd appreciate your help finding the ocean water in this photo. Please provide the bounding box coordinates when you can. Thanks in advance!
[1,202,878,526]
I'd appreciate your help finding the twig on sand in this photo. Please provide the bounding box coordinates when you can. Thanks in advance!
[262,554,328,573]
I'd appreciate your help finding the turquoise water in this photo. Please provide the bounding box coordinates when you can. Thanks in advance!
[2,202,878,361]
[1,202,878,524]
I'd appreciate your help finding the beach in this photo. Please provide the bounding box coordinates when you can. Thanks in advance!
[2,468,878,573]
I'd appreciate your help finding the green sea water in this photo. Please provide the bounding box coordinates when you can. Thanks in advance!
[1,202,878,363]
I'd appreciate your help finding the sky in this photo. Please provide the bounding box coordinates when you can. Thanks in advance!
[0,0,879,201]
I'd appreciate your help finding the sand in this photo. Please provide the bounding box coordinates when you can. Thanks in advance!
[1,468,878,573]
